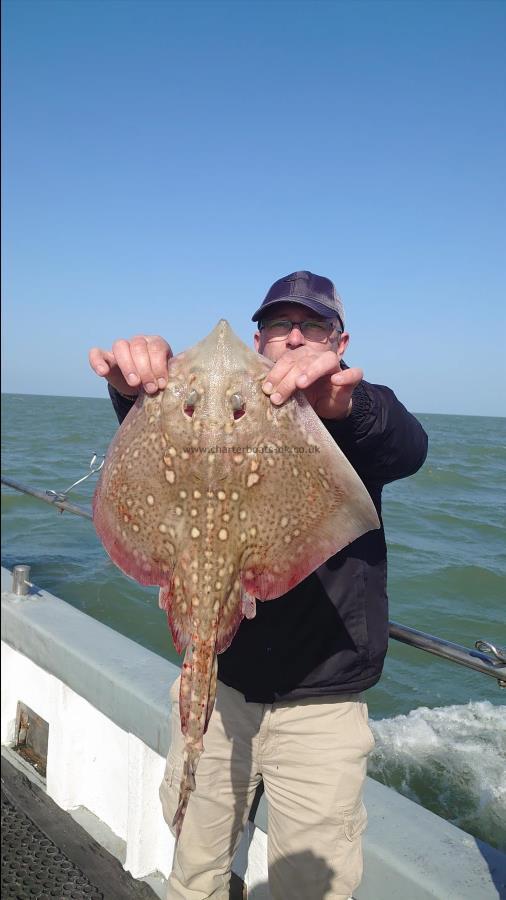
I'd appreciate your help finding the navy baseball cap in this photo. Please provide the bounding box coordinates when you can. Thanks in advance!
[252,270,345,331]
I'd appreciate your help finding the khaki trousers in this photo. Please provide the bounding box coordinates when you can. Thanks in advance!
[160,677,375,900]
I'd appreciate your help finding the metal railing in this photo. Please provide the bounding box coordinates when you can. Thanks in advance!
[1,476,93,520]
[388,621,505,687]
[2,474,505,688]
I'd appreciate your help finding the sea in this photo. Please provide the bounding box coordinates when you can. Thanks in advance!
[1,393,505,851]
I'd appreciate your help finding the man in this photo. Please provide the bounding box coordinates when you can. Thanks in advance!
[89,271,428,900]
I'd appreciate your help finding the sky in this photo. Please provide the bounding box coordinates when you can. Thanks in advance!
[2,0,505,416]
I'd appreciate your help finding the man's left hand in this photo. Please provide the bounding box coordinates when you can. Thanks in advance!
[262,347,362,420]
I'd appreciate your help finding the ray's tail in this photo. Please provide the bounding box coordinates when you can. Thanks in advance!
[172,746,200,840]
[172,639,218,840]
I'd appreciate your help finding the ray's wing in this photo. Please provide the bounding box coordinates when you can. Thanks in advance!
[235,391,380,601]
[93,391,182,587]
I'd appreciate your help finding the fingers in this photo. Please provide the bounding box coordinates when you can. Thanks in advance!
[112,338,149,390]
[112,335,173,393]
[88,348,116,377]
[330,367,363,389]
[318,366,363,419]
[89,335,173,396]
[142,336,173,388]
[263,349,340,405]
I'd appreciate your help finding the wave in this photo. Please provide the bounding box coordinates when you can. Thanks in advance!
[368,700,506,851]
[389,564,506,608]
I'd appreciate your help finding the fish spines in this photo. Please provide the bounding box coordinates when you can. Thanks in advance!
[172,745,201,841]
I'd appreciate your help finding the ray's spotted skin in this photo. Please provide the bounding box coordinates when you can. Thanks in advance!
[93,320,379,838]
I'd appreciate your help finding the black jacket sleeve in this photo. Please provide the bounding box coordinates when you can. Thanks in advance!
[323,379,428,486]
[108,384,137,425]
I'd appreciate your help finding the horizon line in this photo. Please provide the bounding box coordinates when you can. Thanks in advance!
[1,391,504,420]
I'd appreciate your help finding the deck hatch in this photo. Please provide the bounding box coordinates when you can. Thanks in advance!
[14,702,49,779]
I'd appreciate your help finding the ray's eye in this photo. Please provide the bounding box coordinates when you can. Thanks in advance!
[184,389,199,418]
[231,393,245,420]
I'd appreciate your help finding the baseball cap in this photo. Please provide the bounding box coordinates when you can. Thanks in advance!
[251,270,345,331]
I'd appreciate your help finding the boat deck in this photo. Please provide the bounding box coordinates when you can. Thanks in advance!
[1,755,158,900]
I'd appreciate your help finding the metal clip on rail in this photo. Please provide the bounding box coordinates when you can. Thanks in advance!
[475,641,506,688]
[46,453,105,503]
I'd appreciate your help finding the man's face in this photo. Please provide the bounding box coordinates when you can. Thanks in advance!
[254,302,349,362]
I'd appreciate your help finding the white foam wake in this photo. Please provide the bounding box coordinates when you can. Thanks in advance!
[368,700,506,850]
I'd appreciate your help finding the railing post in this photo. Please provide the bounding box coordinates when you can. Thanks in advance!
[12,565,31,596]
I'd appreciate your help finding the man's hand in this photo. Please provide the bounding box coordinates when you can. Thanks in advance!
[261,346,362,419]
[89,335,173,396]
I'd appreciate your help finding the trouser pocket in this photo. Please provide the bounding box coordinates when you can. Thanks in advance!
[159,754,183,837]
[354,698,376,753]
[343,799,368,841]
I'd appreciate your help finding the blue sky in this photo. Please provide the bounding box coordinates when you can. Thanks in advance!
[2,0,505,416]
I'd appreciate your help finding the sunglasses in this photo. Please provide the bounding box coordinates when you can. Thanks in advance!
[258,318,340,343]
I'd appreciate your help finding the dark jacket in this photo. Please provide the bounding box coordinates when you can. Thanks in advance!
[109,378,428,701]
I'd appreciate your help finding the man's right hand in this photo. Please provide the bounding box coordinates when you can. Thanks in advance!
[88,335,173,396]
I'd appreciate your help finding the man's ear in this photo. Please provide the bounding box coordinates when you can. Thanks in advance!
[336,331,350,358]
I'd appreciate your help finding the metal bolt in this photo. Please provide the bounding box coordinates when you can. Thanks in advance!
[12,565,31,596]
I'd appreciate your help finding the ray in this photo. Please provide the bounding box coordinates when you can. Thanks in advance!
[93,319,379,837]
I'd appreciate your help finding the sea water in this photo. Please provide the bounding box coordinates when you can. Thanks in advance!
[1,393,505,850]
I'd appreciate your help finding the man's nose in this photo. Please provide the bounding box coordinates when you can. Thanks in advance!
[286,324,305,348]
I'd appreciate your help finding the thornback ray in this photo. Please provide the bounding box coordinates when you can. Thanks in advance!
[92,319,380,837]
